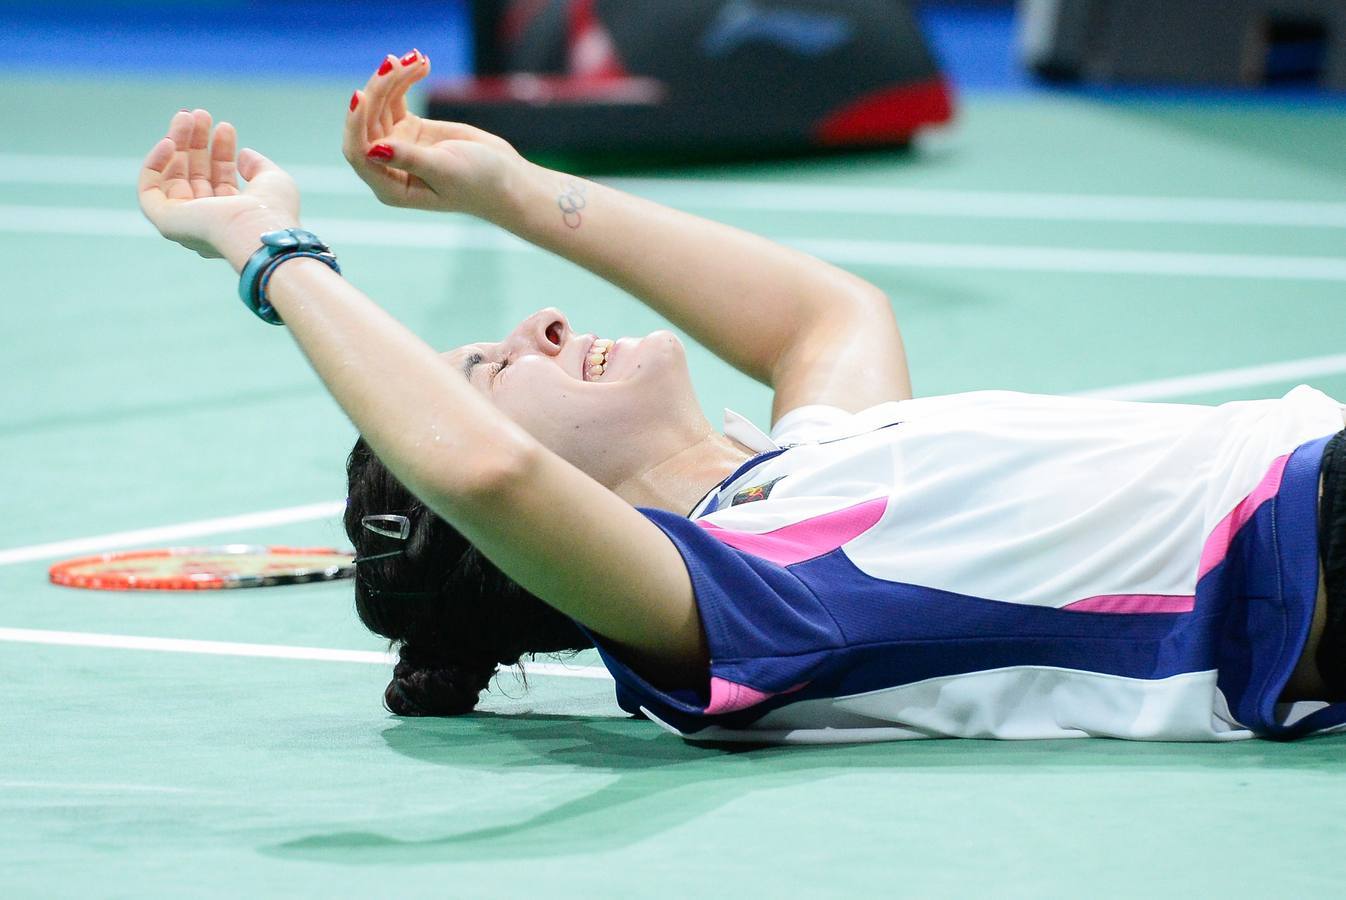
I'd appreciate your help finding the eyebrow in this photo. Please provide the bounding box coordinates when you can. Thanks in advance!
[461,352,484,382]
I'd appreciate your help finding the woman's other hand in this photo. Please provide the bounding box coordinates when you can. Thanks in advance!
[343,50,525,221]
[138,109,300,270]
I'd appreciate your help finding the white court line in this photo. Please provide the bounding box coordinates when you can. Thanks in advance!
[789,237,1346,283]
[7,152,1346,228]
[5,204,1346,282]
[0,627,613,679]
[607,179,1346,228]
[1075,353,1346,401]
[0,203,516,249]
[0,500,346,567]
[0,781,207,794]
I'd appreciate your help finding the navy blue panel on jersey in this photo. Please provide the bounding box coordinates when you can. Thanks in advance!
[1219,435,1335,737]
[584,423,1341,741]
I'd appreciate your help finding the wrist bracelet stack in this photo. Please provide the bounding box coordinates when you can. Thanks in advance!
[237,228,341,325]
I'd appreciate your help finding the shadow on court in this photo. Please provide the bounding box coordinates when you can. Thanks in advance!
[263,712,1346,865]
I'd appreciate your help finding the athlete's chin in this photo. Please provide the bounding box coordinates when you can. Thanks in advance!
[620,330,684,380]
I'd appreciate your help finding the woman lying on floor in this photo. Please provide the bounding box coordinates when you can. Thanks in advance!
[138,50,1346,743]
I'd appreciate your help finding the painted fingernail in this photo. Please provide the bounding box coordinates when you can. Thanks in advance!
[367,144,394,161]
[401,49,420,66]
[349,91,359,111]
[377,58,393,76]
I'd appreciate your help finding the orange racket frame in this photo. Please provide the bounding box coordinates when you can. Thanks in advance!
[48,545,355,591]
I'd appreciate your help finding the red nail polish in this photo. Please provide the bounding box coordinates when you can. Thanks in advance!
[349,91,359,111]
[367,144,394,161]
[401,50,419,66]
[377,58,393,76]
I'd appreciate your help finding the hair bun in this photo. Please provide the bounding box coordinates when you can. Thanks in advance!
[384,652,497,717]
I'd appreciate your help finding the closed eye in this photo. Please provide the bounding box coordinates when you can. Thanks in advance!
[461,352,509,383]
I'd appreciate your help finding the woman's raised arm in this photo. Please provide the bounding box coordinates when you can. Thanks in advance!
[138,109,708,682]
[345,52,912,422]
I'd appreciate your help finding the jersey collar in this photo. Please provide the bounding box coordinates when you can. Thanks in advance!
[685,410,784,518]
[724,408,780,453]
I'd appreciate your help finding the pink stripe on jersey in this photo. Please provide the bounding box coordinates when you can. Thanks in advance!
[705,677,808,715]
[1064,453,1291,614]
[706,677,776,715]
[696,497,888,566]
[1063,594,1194,614]
[1198,453,1291,580]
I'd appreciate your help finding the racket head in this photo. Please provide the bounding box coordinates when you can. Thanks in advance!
[48,545,356,591]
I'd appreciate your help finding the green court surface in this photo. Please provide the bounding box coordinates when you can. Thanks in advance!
[4,73,1346,896]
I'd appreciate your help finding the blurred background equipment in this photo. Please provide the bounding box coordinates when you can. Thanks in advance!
[428,0,955,161]
[1019,0,1346,90]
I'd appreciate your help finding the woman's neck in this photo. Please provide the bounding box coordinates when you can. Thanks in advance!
[613,431,755,515]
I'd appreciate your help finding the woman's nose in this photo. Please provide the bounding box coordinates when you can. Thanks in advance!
[512,307,568,355]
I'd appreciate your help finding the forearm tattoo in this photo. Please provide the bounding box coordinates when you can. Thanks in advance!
[557,179,588,229]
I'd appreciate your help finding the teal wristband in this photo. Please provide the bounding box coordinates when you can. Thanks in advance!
[237,228,341,325]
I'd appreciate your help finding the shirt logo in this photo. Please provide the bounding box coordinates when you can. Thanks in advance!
[731,476,787,506]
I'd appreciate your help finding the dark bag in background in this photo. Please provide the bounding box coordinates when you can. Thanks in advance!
[431,0,954,161]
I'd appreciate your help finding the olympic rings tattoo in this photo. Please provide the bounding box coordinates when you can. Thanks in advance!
[557,180,588,229]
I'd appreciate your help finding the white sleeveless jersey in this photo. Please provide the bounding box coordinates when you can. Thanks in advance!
[585,387,1346,743]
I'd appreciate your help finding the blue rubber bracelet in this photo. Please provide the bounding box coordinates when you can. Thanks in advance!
[238,229,341,326]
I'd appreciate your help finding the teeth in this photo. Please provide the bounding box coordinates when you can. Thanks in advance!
[585,337,613,381]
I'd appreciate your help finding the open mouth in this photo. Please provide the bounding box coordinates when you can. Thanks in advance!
[583,338,615,381]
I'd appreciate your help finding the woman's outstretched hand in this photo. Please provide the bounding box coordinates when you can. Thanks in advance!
[343,50,525,220]
[138,109,300,269]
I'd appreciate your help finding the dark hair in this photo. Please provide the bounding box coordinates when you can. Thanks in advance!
[345,436,592,715]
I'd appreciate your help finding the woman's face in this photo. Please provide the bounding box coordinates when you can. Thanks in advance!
[442,308,712,488]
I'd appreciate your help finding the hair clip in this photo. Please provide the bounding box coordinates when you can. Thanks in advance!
[362,514,411,540]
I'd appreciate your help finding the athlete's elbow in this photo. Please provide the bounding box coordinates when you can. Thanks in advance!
[847,280,890,313]
[811,273,890,320]
[812,282,896,340]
